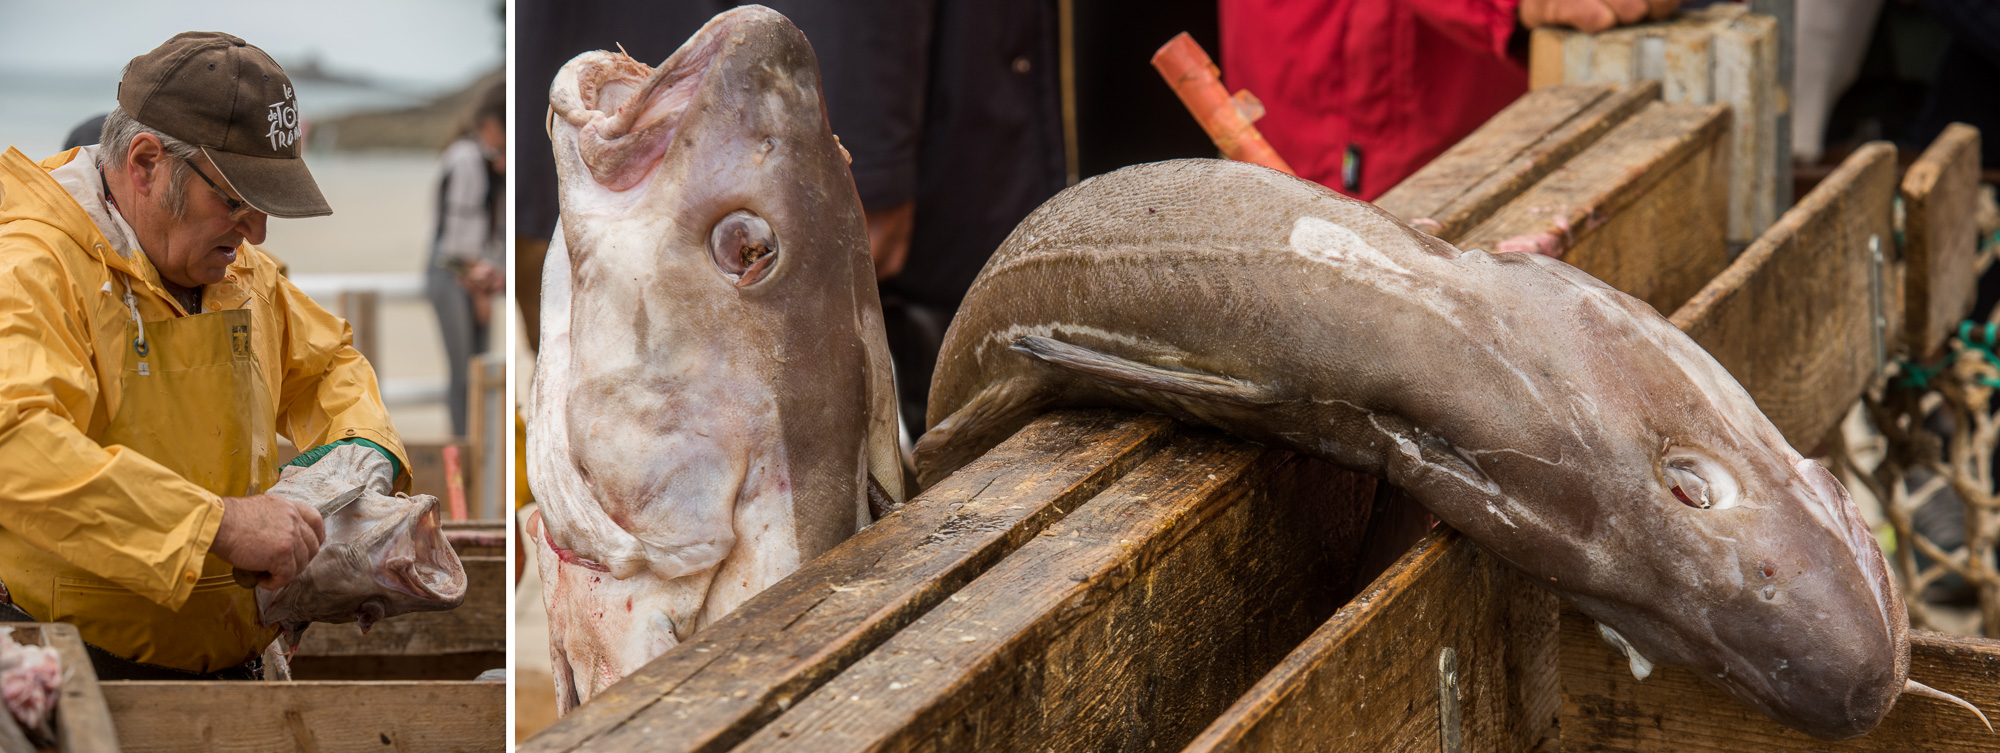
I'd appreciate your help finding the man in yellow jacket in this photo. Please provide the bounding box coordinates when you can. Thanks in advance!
[0,32,411,679]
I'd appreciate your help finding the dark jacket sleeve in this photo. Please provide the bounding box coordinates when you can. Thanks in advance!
[766,0,937,211]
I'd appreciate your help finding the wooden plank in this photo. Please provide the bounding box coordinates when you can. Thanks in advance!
[293,555,504,657]
[521,410,1176,753]
[1659,28,1713,104]
[1670,142,1896,450]
[1531,5,1780,245]
[1714,12,1780,243]
[1557,604,2000,751]
[0,623,120,753]
[1901,123,1984,357]
[1377,81,1658,243]
[731,428,1379,753]
[102,680,504,753]
[467,353,505,518]
[287,651,505,681]
[1180,530,1561,753]
[1457,101,1732,315]
[444,521,507,558]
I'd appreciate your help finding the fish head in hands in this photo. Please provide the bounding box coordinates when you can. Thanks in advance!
[914,158,1985,741]
[529,5,902,711]
[255,445,466,647]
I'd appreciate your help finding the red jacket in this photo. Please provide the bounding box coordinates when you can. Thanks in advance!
[1221,0,1528,200]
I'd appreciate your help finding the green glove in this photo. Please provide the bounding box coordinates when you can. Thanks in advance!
[285,438,403,483]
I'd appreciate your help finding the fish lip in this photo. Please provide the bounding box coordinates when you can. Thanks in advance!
[550,8,761,190]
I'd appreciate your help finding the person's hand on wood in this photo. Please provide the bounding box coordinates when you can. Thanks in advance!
[1519,0,1676,33]
[866,201,914,281]
[212,493,326,589]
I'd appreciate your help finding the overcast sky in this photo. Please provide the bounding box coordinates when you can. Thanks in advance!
[0,0,503,90]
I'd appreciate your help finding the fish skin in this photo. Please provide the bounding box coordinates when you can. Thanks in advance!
[254,445,467,643]
[918,158,1914,740]
[529,5,903,712]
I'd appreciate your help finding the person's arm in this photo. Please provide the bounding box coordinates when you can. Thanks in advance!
[0,231,222,608]
[263,252,413,492]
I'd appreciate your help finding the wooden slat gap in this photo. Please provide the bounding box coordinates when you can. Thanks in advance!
[528,410,1176,753]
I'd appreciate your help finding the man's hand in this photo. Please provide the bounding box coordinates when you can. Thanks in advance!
[1520,0,1676,33]
[211,494,326,589]
[866,202,915,281]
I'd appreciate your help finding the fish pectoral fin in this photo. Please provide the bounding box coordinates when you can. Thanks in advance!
[915,378,1046,489]
[866,473,901,519]
[1011,335,1271,406]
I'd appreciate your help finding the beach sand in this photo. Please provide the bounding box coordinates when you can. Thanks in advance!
[267,150,501,444]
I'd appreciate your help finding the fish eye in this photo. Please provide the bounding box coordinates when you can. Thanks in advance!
[1663,453,1739,510]
[709,210,779,286]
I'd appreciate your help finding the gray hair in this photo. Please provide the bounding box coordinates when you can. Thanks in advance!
[98,106,201,219]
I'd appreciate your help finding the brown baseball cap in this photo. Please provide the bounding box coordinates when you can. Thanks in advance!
[118,32,331,218]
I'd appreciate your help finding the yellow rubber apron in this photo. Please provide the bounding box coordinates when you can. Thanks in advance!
[0,279,279,673]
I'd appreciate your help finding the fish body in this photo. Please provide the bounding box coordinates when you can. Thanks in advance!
[529,6,903,711]
[919,159,1916,739]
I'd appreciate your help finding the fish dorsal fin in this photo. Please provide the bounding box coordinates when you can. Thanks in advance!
[1012,335,1271,406]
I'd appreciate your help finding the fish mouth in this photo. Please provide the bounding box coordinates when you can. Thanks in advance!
[548,11,743,190]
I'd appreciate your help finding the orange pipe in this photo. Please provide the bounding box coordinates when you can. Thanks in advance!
[1151,32,1295,175]
[443,444,469,521]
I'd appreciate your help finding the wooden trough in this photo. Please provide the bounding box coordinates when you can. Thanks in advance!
[522,80,1996,752]
[101,523,509,753]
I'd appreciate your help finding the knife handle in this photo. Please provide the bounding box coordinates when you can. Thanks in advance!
[232,568,265,589]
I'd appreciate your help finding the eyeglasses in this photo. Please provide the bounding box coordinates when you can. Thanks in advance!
[181,157,254,221]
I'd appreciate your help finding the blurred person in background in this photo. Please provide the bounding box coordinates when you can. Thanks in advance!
[1220,0,1677,200]
[429,80,505,438]
[0,32,408,680]
[515,0,1064,441]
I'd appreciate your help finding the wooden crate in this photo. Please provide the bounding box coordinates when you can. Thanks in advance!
[1381,79,1733,317]
[1455,100,1732,315]
[1376,81,1659,242]
[520,104,1994,753]
[102,680,502,753]
[0,623,119,753]
[1672,142,1896,450]
[1529,5,1781,246]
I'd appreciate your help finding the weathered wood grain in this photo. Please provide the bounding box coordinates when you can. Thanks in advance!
[1458,101,1732,315]
[1557,604,2000,751]
[1713,12,1780,242]
[287,651,505,681]
[0,623,120,753]
[1531,5,1781,244]
[101,681,503,753]
[293,555,504,657]
[731,427,1378,753]
[522,410,1175,753]
[1670,142,1897,450]
[1901,123,1984,357]
[1179,530,1561,753]
[1377,81,1657,243]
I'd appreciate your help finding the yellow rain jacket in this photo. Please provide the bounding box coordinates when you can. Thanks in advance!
[0,146,410,672]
